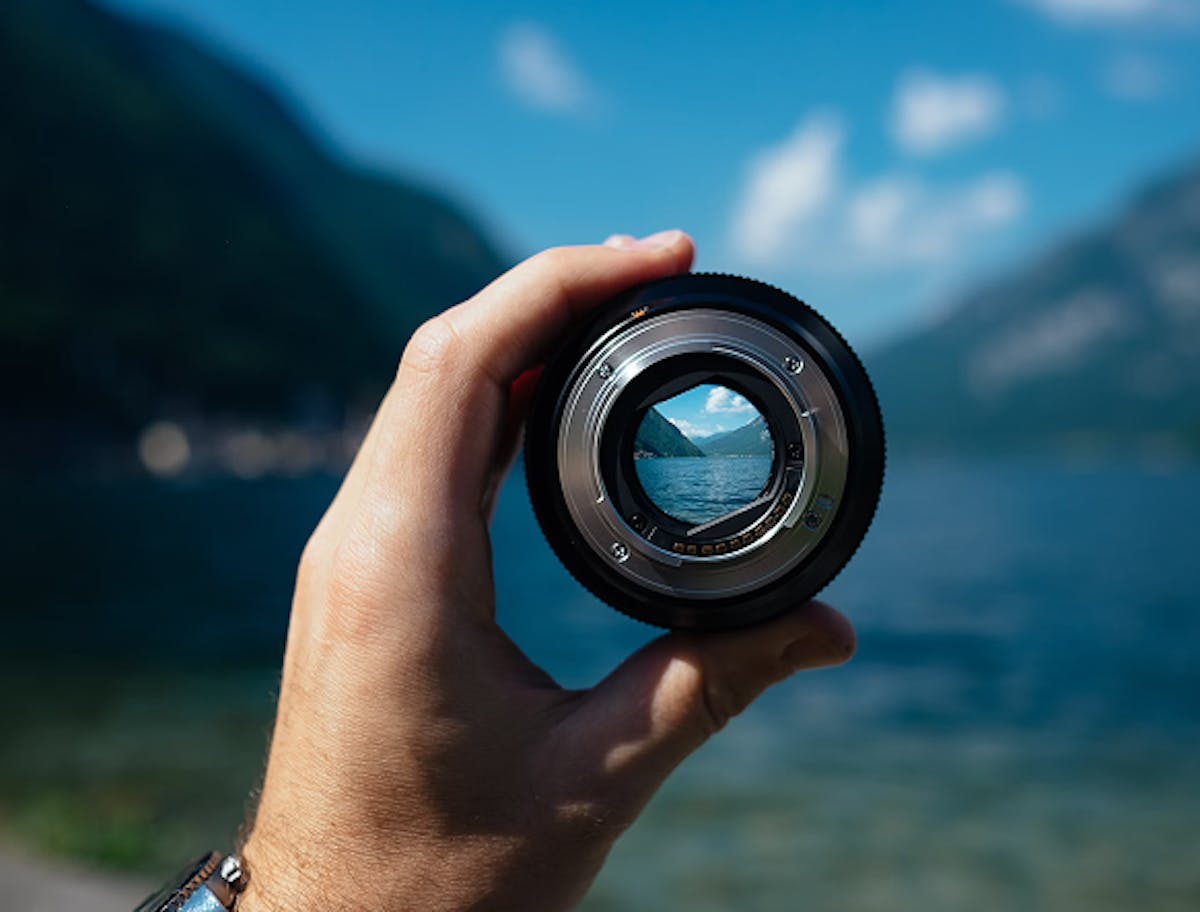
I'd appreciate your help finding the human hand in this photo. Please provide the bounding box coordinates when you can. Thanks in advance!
[238,232,857,912]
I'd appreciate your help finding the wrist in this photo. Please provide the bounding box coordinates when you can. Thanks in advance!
[238,824,435,912]
[238,822,546,912]
[237,831,326,912]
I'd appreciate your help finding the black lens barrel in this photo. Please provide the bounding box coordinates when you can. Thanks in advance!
[524,273,884,630]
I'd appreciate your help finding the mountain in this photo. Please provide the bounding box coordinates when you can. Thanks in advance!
[870,158,1200,457]
[0,0,507,467]
[634,408,706,457]
[700,415,775,457]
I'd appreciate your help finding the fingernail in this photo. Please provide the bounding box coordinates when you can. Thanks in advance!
[632,229,684,250]
[603,233,637,249]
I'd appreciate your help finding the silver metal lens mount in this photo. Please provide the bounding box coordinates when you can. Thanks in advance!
[525,273,884,630]
[557,307,848,600]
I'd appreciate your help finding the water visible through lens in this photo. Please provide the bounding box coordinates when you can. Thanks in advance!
[633,383,774,525]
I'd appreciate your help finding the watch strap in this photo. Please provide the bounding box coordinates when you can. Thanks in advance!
[179,884,228,912]
[134,851,247,912]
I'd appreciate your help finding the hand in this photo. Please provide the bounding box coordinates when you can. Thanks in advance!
[238,232,856,912]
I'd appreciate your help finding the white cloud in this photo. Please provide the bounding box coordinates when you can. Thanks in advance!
[729,114,1027,272]
[848,172,1026,266]
[730,113,843,262]
[497,23,599,118]
[1103,54,1169,100]
[705,387,756,415]
[1016,0,1198,25]
[668,418,722,439]
[891,70,1006,156]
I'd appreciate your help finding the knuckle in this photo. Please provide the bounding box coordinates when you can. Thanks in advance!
[296,542,318,583]
[525,246,577,291]
[529,245,573,274]
[317,534,391,645]
[658,645,740,738]
[324,535,375,607]
[297,529,334,580]
[698,675,742,736]
[670,648,757,737]
[400,315,464,378]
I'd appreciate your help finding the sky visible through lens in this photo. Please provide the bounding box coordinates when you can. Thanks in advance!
[636,385,773,524]
[652,384,758,441]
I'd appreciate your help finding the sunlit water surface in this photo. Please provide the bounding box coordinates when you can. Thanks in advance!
[3,459,1198,910]
[634,455,773,524]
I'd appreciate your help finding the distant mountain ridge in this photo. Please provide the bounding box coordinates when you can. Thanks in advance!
[700,415,774,457]
[633,410,775,458]
[0,0,507,467]
[870,157,1200,457]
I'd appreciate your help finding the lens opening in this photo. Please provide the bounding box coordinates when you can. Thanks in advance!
[632,383,776,526]
[596,352,805,557]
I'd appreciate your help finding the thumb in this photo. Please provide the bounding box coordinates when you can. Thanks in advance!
[564,602,855,812]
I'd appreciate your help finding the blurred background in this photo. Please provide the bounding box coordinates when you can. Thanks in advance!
[2,0,1198,909]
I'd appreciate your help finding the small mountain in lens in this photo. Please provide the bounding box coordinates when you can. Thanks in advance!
[633,408,706,458]
[700,416,774,457]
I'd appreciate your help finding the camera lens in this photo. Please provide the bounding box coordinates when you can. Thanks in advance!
[525,273,884,630]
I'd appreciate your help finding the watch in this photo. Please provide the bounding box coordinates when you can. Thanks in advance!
[134,851,248,912]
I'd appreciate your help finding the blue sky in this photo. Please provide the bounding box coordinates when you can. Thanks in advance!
[651,385,761,441]
[106,0,1200,347]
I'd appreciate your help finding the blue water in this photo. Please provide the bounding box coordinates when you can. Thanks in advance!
[3,459,1199,909]
[634,455,773,524]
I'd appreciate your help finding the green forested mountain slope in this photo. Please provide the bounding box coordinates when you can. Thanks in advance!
[634,408,707,457]
[0,0,507,464]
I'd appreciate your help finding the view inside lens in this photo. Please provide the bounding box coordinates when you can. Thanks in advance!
[633,383,775,526]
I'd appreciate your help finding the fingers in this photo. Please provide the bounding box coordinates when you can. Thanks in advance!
[481,367,542,521]
[409,230,693,390]
[564,602,855,810]
[361,232,695,520]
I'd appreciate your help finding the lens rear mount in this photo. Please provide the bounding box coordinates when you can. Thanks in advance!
[525,273,884,630]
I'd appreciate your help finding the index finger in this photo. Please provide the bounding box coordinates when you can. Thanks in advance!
[365,232,695,514]
[407,230,695,390]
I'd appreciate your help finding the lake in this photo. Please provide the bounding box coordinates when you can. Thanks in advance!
[2,459,1198,910]
[634,455,773,524]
